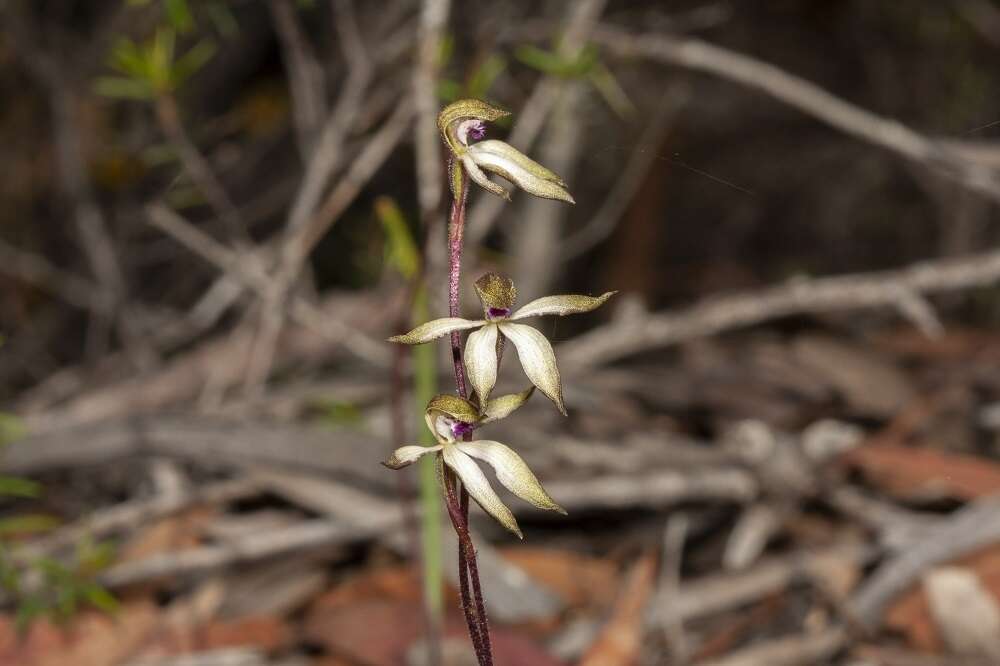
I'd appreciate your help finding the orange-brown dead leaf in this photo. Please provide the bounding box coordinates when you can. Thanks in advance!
[0,600,158,666]
[579,551,658,666]
[842,444,1000,500]
[499,547,619,609]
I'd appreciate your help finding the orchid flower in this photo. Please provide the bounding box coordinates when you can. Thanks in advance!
[389,273,615,415]
[383,393,564,538]
[437,99,574,203]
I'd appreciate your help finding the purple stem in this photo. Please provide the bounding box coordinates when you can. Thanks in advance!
[443,162,494,665]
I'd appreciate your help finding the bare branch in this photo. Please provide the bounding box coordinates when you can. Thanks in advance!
[559,248,1000,368]
[268,0,328,157]
[146,204,388,367]
[413,0,450,220]
[594,25,1000,205]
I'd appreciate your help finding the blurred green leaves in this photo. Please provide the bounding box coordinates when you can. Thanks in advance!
[376,196,420,281]
[96,0,240,100]
[95,27,216,100]
[1,539,119,632]
[515,42,634,119]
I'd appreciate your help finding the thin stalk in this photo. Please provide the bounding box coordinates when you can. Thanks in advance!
[378,195,443,665]
[444,167,494,665]
[413,285,444,664]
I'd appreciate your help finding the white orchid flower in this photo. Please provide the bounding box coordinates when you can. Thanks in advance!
[437,98,574,203]
[383,393,564,538]
[389,273,615,415]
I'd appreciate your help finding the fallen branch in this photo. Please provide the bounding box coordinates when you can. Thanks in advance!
[850,496,1000,630]
[560,247,1000,368]
[696,626,847,666]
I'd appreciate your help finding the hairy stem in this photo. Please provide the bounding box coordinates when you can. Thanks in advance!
[444,167,494,665]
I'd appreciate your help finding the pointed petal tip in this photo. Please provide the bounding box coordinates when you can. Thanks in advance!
[554,505,568,516]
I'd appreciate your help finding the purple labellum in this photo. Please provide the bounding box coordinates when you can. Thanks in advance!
[451,421,476,438]
[487,307,511,319]
[468,121,486,141]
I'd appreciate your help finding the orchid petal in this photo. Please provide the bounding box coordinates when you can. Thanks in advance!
[443,445,522,538]
[498,322,566,415]
[482,387,534,424]
[465,323,500,405]
[461,155,511,201]
[383,444,442,470]
[388,318,485,345]
[471,140,568,187]
[511,292,616,320]
[457,440,566,515]
[468,141,574,203]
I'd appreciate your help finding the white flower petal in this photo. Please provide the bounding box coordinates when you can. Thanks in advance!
[511,292,616,320]
[388,318,485,345]
[383,444,442,469]
[471,140,568,187]
[457,440,565,515]
[498,322,566,415]
[482,387,534,424]
[468,142,574,203]
[461,155,511,201]
[443,444,522,538]
[464,323,500,405]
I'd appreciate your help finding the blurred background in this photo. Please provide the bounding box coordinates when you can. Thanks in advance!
[2,1,1000,664]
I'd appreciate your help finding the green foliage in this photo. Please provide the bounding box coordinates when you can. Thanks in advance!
[0,412,24,445]
[515,42,634,119]
[436,35,508,105]
[315,399,363,428]
[514,43,599,78]
[375,197,420,281]
[0,476,40,499]
[1,539,119,632]
[96,0,240,100]
[0,380,117,632]
[96,27,216,100]
[127,0,237,36]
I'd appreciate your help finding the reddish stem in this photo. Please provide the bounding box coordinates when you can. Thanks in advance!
[447,176,470,396]
[443,164,494,665]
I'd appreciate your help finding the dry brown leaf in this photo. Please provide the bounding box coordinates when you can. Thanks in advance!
[842,444,1000,500]
[201,615,295,653]
[0,600,158,666]
[579,552,658,666]
[499,547,619,609]
[119,506,216,563]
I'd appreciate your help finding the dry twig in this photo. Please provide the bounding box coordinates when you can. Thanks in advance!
[560,247,1000,368]
[594,25,1000,204]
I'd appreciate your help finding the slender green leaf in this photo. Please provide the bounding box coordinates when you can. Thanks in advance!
[468,54,507,99]
[165,0,195,33]
[172,40,217,86]
[94,76,154,100]
[0,476,41,498]
[375,197,420,280]
[0,515,59,536]
[206,2,240,36]
[81,583,119,613]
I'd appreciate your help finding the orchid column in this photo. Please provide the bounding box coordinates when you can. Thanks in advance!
[384,99,613,665]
